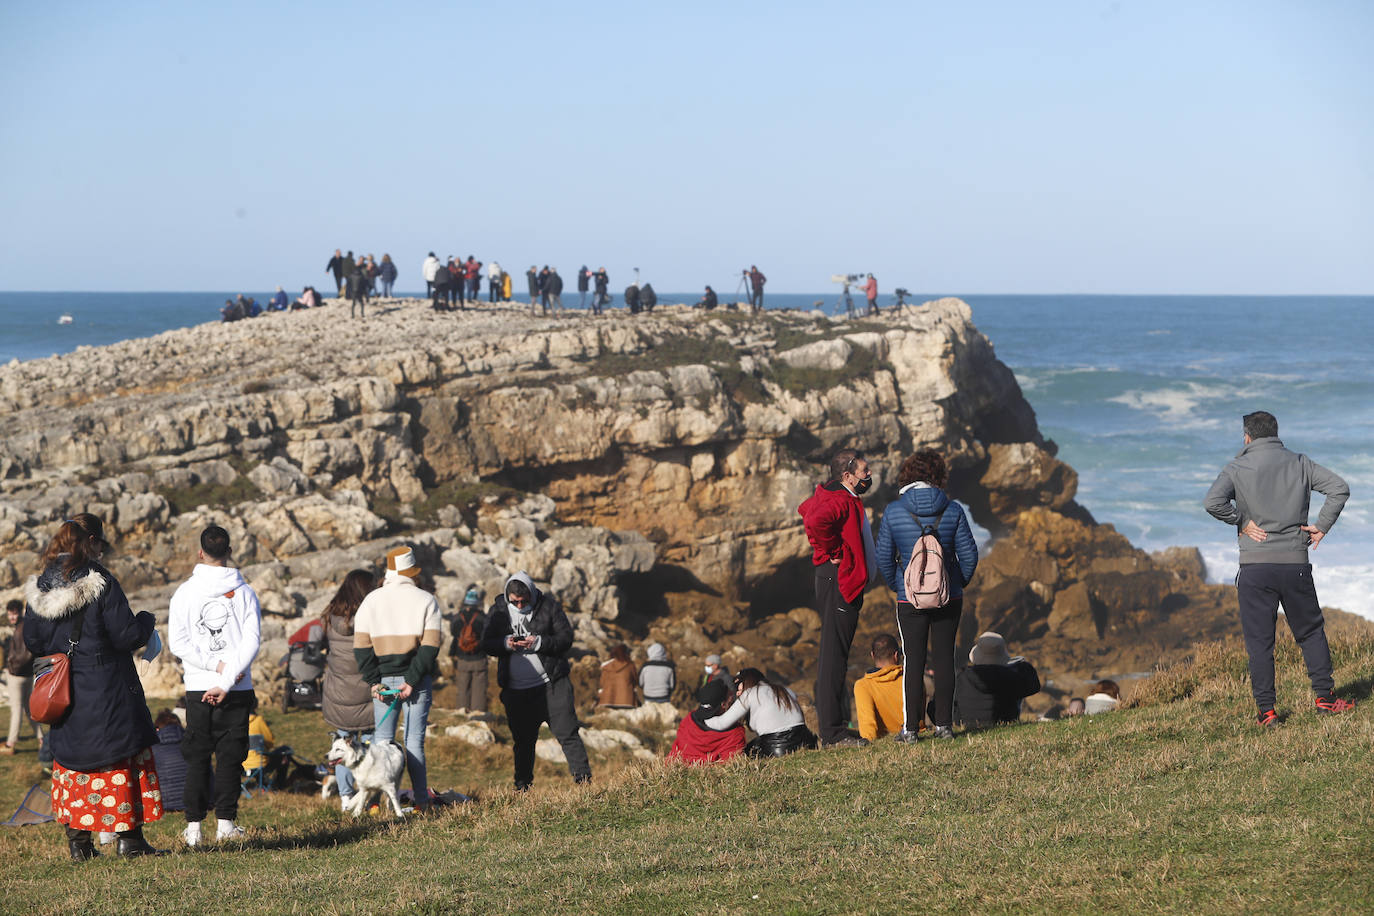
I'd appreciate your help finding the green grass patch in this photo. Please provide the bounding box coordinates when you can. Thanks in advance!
[4,636,1373,913]
[372,478,517,530]
[156,476,263,517]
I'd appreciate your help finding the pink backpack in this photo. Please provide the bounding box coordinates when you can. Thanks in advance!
[903,507,949,610]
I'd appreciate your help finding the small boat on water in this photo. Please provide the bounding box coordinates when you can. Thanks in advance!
[57,314,73,325]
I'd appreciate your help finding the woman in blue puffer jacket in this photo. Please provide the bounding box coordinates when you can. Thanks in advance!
[875,450,979,741]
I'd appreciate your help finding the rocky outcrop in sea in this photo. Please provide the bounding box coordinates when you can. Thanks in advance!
[1,298,1362,705]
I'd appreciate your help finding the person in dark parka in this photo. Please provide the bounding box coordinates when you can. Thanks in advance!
[150,710,188,812]
[481,571,591,790]
[953,632,1040,729]
[24,514,165,860]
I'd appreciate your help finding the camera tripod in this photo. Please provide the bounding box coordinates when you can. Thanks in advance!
[835,280,858,319]
[736,270,754,311]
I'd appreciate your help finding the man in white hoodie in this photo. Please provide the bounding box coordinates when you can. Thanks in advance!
[422,252,440,298]
[168,525,261,847]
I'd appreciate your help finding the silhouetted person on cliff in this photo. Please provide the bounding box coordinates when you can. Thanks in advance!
[748,265,766,312]
[1204,410,1354,726]
[798,448,876,747]
[326,249,347,296]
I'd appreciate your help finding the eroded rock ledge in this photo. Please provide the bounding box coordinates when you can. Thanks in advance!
[4,298,1352,701]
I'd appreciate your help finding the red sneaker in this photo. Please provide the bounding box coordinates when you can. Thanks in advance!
[1256,709,1279,727]
[1314,696,1356,714]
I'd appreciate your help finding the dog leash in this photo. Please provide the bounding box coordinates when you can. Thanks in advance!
[375,688,404,731]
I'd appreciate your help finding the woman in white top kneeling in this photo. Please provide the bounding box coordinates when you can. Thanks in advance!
[704,668,817,758]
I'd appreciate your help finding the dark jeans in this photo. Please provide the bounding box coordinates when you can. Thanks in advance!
[896,598,962,728]
[182,690,253,822]
[1237,563,1334,710]
[814,563,863,744]
[501,677,590,788]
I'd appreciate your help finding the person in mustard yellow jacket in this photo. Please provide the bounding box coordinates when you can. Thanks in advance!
[853,634,905,741]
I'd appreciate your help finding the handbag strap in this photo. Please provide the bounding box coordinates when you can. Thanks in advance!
[65,606,89,656]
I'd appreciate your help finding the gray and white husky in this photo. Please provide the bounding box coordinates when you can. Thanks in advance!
[326,734,407,818]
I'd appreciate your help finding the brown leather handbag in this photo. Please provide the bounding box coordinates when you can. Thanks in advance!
[30,608,87,725]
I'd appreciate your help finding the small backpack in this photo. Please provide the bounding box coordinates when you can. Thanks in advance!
[903,507,949,610]
[456,611,483,655]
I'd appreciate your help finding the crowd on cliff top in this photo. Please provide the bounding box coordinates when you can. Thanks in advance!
[2,411,1356,861]
[223,247,897,321]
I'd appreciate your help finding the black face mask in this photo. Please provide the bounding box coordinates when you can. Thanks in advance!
[853,477,872,495]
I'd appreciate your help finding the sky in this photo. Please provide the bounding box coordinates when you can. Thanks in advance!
[1,0,1370,294]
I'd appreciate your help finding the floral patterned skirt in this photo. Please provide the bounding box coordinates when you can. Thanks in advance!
[52,747,163,832]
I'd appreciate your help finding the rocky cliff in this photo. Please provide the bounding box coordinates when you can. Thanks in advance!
[2,298,1359,705]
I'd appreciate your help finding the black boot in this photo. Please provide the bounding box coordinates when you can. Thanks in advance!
[66,827,99,862]
[116,826,168,857]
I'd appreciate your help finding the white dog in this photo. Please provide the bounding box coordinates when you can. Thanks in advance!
[326,735,407,818]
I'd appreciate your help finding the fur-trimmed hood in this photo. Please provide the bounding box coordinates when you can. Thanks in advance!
[25,566,107,620]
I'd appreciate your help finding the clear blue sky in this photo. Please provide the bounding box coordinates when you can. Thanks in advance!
[1,0,1370,293]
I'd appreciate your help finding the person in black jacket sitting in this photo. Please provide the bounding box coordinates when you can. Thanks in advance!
[624,283,641,314]
[953,632,1040,729]
[481,571,591,790]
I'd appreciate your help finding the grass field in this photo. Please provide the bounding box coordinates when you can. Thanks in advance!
[2,636,1372,915]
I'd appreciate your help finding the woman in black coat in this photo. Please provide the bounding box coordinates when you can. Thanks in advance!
[24,514,165,860]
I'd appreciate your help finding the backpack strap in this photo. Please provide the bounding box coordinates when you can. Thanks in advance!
[904,505,947,535]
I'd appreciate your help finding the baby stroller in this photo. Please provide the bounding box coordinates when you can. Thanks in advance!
[280,618,326,713]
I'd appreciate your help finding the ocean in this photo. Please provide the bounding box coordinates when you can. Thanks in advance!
[3,290,1371,619]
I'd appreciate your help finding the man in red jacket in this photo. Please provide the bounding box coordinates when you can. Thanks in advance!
[798,448,877,747]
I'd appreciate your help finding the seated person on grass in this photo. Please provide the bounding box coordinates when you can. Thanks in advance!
[667,679,746,764]
[854,634,905,741]
[953,631,1041,729]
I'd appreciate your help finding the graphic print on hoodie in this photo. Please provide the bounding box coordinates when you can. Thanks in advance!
[168,564,262,693]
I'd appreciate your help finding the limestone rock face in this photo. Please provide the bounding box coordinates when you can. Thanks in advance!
[6,297,1355,695]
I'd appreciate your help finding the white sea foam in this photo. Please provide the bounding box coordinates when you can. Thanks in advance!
[1108,381,1233,428]
[1200,546,1373,622]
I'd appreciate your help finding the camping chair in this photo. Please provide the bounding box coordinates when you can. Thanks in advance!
[241,734,270,798]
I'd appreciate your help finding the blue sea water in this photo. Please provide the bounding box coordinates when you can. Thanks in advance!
[3,290,1371,618]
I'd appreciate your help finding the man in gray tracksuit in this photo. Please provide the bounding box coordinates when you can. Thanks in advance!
[1203,410,1354,724]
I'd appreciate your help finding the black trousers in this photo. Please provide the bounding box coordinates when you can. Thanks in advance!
[814,564,862,744]
[896,599,962,728]
[182,690,253,822]
[1237,563,1334,710]
[501,677,590,788]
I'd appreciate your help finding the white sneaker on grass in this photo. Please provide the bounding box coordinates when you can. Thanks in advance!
[216,820,246,841]
[181,821,202,847]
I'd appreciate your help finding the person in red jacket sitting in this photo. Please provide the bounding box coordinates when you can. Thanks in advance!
[797,448,878,747]
[667,679,745,764]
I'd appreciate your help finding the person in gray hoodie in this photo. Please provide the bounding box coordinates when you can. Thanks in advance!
[638,642,676,703]
[168,525,261,846]
[1204,410,1354,725]
[481,571,590,790]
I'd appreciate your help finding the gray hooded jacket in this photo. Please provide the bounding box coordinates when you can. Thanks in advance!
[1204,437,1349,565]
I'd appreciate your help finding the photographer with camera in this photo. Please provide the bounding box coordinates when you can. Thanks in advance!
[748,265,766,312]
[863,274,879,316]
[482,572,591,790]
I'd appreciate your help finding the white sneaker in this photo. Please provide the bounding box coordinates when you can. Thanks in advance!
[97,831,116,845]
[216,820,246,841]
[181,822,202,847]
